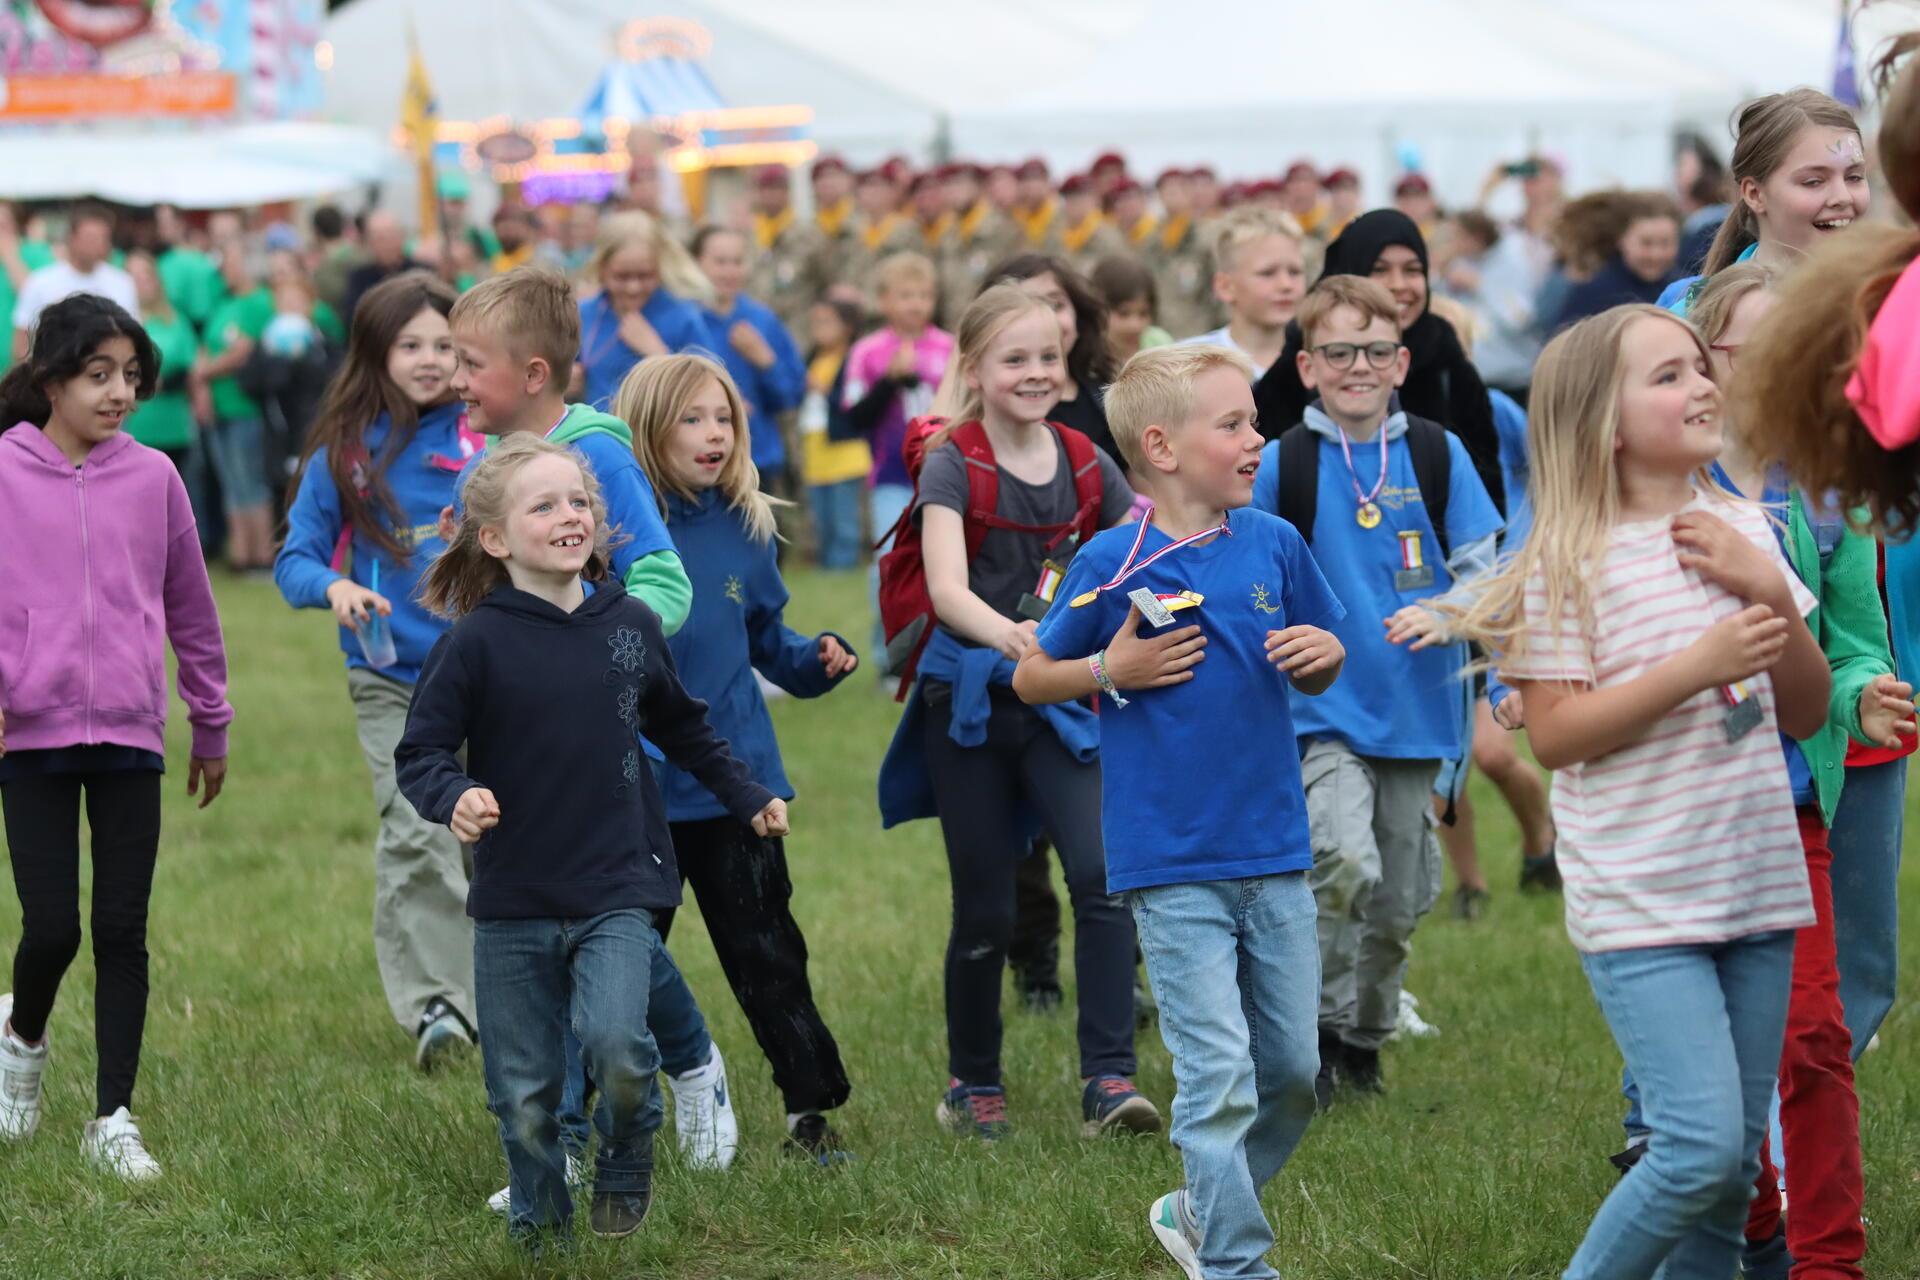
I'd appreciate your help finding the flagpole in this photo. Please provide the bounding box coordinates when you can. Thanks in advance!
[404,22,456,285]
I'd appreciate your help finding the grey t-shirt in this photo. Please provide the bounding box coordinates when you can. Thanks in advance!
[914,430,1134,624]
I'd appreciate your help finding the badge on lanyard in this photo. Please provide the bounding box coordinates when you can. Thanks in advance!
[1067,506,1227,609]
[1394,530,1434,591]
[1721,679,1763,742]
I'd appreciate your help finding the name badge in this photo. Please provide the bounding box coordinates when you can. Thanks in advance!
[1721,681,1762,742]
[1128,586,1178,628]
[1394,530,1434,591]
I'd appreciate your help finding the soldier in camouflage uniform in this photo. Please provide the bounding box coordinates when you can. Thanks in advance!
[807,154,863,307]
[1057,173,1127,279]
[746,165,829,339]
[937,162,1022,324]
[849,166,922,302]
[1147,169,1218,338]
[1009,157,1063,257]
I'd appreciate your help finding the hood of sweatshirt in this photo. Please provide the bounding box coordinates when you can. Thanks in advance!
[1302,404,1409,446]
[549,403,634,449]
[3,421,137,475]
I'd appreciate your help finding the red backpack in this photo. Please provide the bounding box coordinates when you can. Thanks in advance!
[877,416,1106,699]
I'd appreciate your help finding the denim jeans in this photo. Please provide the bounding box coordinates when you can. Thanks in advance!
[1830,759,1905,1058]
[1131,873,1321,1280]
[473,909,665,1236]
[557,923,711,1156]
[868,482,913,665]
[809,478,866,570]
[1567,930,1795,1280]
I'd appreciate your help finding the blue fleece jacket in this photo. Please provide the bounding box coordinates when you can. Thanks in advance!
[578,289,710,411]
[697,296,807,475]
[274,401,467,685]
[656,488,854,820]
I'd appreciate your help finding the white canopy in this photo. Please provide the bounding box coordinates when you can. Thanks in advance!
[0,122,396,207]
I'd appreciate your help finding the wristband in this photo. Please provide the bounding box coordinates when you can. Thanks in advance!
[1089,649,1129,708]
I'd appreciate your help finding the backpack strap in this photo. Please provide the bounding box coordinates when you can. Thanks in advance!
[1057,422,1106,548]
[1404,416,1454,565]
[1276,423,1319,544]
[952,420,1002,564]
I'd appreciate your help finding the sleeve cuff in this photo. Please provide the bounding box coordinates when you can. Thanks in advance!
[190,724,229,760]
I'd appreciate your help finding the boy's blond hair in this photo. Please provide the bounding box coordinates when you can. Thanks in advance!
[1210,206,1304,275]
[875,250,937,295]
[1105,343,1257,473]
[449,266,578,381]
[1296,276,1401,349]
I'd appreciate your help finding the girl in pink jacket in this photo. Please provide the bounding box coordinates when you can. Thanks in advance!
[0,294,231,1182]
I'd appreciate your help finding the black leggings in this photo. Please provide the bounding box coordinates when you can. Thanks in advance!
[655,816,850,1114]
[3,770,162,1117]
[921,684,1136,1085]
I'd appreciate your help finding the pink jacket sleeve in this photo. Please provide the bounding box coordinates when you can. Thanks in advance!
[161,472,232,759]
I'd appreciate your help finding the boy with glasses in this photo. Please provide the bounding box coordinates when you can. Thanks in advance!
[1251,276,1502,1106]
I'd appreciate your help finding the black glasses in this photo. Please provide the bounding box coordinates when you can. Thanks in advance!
[1310,341,1402,370]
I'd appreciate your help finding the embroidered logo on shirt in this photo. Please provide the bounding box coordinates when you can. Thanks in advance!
[724,575,745,605]
[608,626,646,672]
[1251,583,1281,615]
[616,684,640,728]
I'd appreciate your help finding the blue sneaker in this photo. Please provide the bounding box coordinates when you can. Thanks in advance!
[1149,1190,1202,1279]
[936,1079,1009,1141]
[1082,1074,1161,1137]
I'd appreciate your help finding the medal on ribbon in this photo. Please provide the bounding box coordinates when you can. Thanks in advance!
[1338,423,1390,528]
[1068,506,1225,612]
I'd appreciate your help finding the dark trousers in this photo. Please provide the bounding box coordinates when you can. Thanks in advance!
[655,815,851,1114]
[2,770,162,1116]
[1009,840,1063,987]
[921,684,1136,1085]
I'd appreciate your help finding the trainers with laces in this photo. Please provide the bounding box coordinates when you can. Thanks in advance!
[414,997,476,1072]
[82,1106,160,1181]
[486,1151,588,1214]
[589,1174,653,1238]
[1081,1074,1161,1138]
[1149,1190,1204,1280]
[785,1112,854,1166]
[0,994,48,1141]
[936,1079,1009,1141]
[667,1043,739,1170]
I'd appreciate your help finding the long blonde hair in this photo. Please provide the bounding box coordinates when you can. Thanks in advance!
[417,435,615,617]
[613,353,783,544]
[926,283,1058,447]
[1436,305,1717,665]
[589,211,714,307]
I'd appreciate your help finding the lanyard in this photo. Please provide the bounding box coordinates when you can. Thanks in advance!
[1337,423,1389,511]
[541,406,571,439]
[1073,506,1229,604]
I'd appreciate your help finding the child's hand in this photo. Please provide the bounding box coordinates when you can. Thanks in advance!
[451,787,500,843]
[1384,606,1448,650]
[818,634,859,678]
[1858,673,1917,748]
[1267,625,1345,682]
[1493,691,1526,730]
[1103,604,1206,690]
[730,320,777,370]
[325,579,393,628]
[619,310,668,358]
[885,345,920,383]
[187,756,226,809]
[1686,603,1789,690]
[751,798,790,838]
[1673,511,1787,606]
[996,618,1039,663]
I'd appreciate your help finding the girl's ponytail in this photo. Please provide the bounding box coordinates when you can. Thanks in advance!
[0,362,50,433]
[1700,201,1758,277]
[1705,87,1861,277]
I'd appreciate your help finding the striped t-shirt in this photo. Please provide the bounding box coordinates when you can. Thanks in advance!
[1502,492,1817,953]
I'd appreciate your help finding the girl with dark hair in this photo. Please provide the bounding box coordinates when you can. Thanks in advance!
[272,271,482,1070]
[1089,255,1173,367]
[0,293,231,1180]
[985,253,1122,467]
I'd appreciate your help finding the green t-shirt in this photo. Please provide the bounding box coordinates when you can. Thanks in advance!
[125,311,200,451]
[205,290,344,420]
[0,240,58,374]
[157,246,223,329]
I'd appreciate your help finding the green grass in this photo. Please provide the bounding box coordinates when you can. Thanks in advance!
[3,568,1918,1279]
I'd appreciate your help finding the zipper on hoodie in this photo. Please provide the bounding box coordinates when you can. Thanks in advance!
[76,465,95,743]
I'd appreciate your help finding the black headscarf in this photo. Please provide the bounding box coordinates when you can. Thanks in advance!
[1252,208,1505,516]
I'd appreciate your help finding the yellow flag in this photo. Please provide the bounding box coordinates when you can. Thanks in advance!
[402,26,439,237]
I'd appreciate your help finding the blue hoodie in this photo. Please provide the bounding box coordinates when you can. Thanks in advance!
[656,488,854,820]
[697,295,807,475]
[275,401,468,685]
[578,289,710,411]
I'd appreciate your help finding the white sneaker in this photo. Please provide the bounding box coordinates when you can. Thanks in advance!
[1392,989,1439,1041]
[484,1151,587,1214]
[668,1043,739,1170]
[0,994,48,1141]
[82,1107,160,1181]
[1149,1190,1203,1280]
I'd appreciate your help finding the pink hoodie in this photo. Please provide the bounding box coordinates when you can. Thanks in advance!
[0,424,230,760]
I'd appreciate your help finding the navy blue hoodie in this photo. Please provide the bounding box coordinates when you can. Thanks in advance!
[658,488,854,821]
[395,580,775,919]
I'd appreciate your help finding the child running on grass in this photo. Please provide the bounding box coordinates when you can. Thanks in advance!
[617,352,860,1162]
[1014,344,1346,1280]
[1442,304,1829,1279]
[0,294,231,1181]
[396,434,786,1249]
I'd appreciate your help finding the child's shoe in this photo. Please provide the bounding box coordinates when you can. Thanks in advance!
[1609,1138,1648,1178]
[1314,1028,1342,1113]
[784,1112,854,1165]
[667,1043,739,1170]
[414,997,476,1072]
[1340,1044,1384,1095]
[1451,884,1490,920]
[1081,1074,1161,1137]
[1740,1222,1792,1280]
[1149,1190,1204,1280]
[589,1174,653,1238]
[81,1107,161,1181]
[1519,849,1563,892]
[485,1152,587,1214]
[0,995,48,1140]
[936,1079,1009,1141]
[1391,990,1439,1041]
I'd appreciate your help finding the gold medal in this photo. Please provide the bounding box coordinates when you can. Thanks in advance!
[1356,502,1382,529]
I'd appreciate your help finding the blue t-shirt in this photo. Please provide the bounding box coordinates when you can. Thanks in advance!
[1490,388,1532,548]
[1035,507,1346,892]
[1251,423,1503,758]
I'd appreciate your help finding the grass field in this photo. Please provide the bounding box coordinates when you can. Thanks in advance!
[2,568,1918,1280]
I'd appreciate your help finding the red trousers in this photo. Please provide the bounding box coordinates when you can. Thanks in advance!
[1747,810,1863,1279]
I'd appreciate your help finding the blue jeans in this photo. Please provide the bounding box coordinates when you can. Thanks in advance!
[557,924,711,1155]
[205,416,270,511]
[1131,874,1320,1280]
[1830,759,1904,1058]
[1568,931,1795,1280]
[809,478,865,570]
[868,482,913,665]
[472,909,665,1236]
